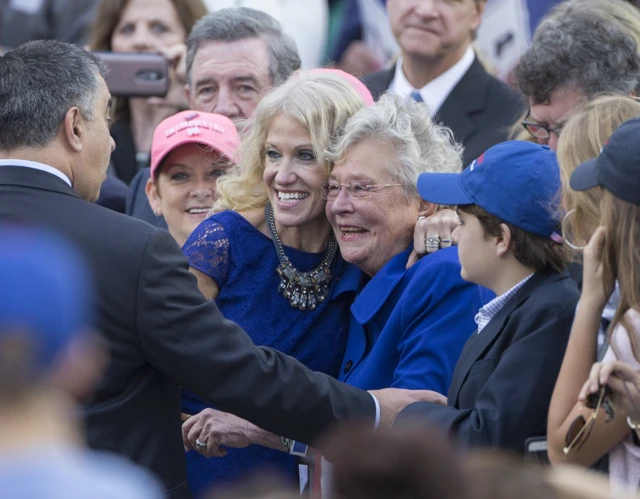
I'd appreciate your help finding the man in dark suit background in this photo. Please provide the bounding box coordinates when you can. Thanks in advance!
[363,0,523,166]
[126,8,299,228]
[398,141,580,453]
[0,40,435,499]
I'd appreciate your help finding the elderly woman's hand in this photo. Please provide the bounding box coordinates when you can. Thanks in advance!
[182,408,259,457]
[579,360,640,423]
[406,208,459,269]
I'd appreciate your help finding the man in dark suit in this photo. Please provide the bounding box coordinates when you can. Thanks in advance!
[0,40,434,499]
[363,0,523,166]
[126,8,299,227]
[400,141,580,453]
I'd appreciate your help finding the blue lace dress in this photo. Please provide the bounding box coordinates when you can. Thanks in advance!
[181,210,350,497]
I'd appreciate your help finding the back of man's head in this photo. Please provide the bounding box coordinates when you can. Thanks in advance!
[0,40,106,152]
[515,8,640,104]
[186,7,300,88]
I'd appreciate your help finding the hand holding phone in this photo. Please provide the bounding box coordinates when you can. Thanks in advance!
[94,52,169,98]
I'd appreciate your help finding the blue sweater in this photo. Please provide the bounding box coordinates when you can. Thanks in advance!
[335,246,492,393]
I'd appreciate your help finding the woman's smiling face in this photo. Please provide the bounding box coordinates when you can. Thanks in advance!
[263,114,328,228]
[147,143,231,246]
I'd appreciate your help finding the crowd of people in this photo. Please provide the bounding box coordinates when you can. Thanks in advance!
[2,0,640,498]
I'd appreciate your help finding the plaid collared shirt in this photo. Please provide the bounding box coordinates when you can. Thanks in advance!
[475,274,534,334]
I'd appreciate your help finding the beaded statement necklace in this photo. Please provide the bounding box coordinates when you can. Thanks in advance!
[265,204,337,311]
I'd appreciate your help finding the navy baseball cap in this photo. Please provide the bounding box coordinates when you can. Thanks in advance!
[570,117,640,205]
[417,141,562,239]
[0,225,94,373]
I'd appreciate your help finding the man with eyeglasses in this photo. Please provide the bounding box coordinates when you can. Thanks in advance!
[514,3,640,151]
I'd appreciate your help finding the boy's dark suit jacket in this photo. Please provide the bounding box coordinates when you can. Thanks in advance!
[363,58,524,166]
[397,270,579,453]
[0,166,374,498]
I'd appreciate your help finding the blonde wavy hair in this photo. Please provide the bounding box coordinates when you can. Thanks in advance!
[557,95,640,247]
[213,72,366,213]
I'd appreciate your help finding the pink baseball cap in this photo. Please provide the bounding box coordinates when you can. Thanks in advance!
[309,68,375,106]
[150,111,240,180]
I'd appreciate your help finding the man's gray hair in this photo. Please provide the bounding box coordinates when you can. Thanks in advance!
[515,8,640,104]
[186,7,301,86]
[0,40,106,150]
[327,94,463,196]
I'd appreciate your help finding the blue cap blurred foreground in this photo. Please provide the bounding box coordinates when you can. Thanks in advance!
[0,224,94,372]
[417,141,562,239]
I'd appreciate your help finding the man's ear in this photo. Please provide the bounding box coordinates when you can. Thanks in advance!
[418,200,438,218]
[145,177,162,217]
[471,0,487,32]
[496,223,512,257]
[63,107,84,153]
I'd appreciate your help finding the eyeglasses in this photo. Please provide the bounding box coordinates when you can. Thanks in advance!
[321,182,403,200]
[522,112,564,141]
[563,385,615,454]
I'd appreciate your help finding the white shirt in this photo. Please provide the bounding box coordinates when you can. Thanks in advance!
[0,159,71,187]
[388,45,476,116]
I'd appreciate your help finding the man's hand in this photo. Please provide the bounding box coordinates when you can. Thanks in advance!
[182,408,259,457]
[369,388,447,427]
[407,209,459,269]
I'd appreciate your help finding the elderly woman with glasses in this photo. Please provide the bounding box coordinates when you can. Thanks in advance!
[182,94,490,460]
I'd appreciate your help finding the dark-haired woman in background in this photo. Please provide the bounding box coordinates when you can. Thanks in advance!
[90,0,207,184]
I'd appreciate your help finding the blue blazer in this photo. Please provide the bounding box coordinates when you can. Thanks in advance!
[335,246,492,394]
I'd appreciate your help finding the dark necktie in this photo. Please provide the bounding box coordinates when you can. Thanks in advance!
[410,90,423,102]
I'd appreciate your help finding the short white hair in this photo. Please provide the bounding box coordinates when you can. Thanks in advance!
[326,93,463,196]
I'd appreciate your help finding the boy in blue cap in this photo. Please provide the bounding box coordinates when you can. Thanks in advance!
[0,225,161,499]
[396,141,580,454]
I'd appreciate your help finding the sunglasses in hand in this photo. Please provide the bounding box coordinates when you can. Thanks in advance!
[564,385,615,454]
[562,385,616,455]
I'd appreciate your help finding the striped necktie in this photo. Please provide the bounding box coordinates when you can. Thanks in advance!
[410,90,423,102]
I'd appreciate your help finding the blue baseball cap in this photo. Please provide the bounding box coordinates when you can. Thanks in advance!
[417,141,562,239]
[0,225,94,373]
[570,117,640,205]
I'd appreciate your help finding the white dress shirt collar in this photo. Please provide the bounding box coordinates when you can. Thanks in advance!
[475,274,534,334]
[389,45,476,116]
[0,159,72,187]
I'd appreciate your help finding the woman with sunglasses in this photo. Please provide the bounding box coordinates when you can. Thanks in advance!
[547,114,640,490]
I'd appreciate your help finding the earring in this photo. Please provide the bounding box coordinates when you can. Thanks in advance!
[562,209,585,251]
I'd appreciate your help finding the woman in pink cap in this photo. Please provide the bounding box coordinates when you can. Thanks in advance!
[145,111,240,247]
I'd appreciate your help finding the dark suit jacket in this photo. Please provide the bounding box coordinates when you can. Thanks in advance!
[97,176,128,214]
[363,58,524,166]
[126,167,168,229]
[110,120,143,185]
[396,270,579,454]
[0,166,374,498]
